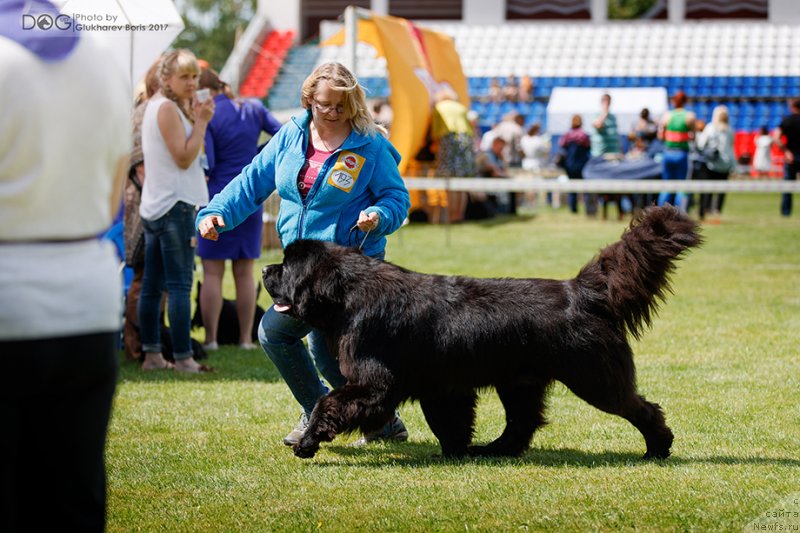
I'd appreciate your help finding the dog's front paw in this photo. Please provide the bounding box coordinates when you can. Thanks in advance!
[293,437,320,459]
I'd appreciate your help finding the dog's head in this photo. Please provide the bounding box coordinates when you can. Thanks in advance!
[262,240,366,329]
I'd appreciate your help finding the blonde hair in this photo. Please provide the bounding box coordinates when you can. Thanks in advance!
[711,105,730,131]
[301,62,386,137]
[159,49,200,122]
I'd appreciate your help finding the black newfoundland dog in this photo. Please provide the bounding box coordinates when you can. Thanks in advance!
[262,205,701,460]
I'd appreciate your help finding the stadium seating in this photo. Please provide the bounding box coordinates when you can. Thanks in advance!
[263,22,799,133]
[239,30,295,99]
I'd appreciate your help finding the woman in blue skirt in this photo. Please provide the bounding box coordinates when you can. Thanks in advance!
[196,69,282,349]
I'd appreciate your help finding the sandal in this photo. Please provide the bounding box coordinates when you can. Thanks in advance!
[174,363,214,374]
[142,361,175,371]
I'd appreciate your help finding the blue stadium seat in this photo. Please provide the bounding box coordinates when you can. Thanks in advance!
[666,77,682,93]
[534,85,551,98]
[695,84,712,97]
[711,77,728,96]
[538,77,554,89]
[517,101,533,115]
[485,101,502,116]
[468,77,483,93]
[500,101,516,115]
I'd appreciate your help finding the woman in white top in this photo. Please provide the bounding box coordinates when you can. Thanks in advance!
[139,49,214,373]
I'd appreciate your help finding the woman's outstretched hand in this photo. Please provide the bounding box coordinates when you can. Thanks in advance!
[198,214,226,241]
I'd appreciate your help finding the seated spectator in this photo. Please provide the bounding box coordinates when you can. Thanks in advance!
[521,122,551,173]
[519,76,534,102]
[630,107,658,152]
[478,137,509,179]
[626,136,649,160]
[502,75,519,102]
[487,78,503,103]
[477,137,517,215]
[493,111,525,167]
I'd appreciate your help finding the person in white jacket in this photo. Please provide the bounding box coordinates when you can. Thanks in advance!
[0,5,129,530]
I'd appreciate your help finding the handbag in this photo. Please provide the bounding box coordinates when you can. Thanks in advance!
[123,168,145,267]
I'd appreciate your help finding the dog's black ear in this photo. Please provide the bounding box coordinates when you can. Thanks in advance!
[284,242,351,328]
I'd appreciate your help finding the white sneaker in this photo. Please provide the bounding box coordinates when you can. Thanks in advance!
[350,415,409,447]
[283,413,310,446]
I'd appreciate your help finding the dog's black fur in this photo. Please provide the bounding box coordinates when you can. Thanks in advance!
[191,281,265,345]
[262,205,702,460]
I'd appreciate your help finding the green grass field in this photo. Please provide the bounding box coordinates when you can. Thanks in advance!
[108,194,799,532]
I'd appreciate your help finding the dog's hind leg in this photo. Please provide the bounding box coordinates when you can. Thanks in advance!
[293,382,398,459]
[419,391,477,457]
[621,395,674,459]
[468,380,550,457]
[556,349,674,460]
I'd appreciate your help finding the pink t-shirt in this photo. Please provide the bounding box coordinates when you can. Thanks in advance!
[298,142,333,198]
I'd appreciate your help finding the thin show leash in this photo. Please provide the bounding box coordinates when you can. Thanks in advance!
[349,224,372,250]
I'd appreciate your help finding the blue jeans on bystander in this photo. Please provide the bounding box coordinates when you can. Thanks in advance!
[658,149,689,211]
[138,201,197,360]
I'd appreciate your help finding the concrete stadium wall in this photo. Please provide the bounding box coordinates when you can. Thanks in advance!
[258,0,800,40]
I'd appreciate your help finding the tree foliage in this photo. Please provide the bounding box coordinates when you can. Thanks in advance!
[172,0,256,71]
[608,0,659,19]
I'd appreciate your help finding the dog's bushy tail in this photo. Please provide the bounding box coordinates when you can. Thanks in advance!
[577,205,702,339]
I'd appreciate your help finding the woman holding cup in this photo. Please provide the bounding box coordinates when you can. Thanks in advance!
[138,49,215,373]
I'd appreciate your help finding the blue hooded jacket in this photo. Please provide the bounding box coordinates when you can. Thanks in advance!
[196,110,410,257]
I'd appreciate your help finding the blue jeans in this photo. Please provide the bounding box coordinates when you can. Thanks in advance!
[138,202,196,360]
[658,149,689,211]
[781,153,799,216]
[258,307,346,415]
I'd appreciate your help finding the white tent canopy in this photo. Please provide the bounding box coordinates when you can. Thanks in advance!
[54,0,184,93]
[546,87,669,136]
